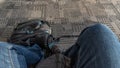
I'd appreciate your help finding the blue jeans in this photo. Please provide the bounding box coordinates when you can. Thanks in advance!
[0,23,120,68]
[0,43,43,68]
[65,23,120,68]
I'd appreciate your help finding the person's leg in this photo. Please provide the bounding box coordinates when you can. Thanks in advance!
[65,23,120,68]
[0,42,27,68]
[0,42,43,68]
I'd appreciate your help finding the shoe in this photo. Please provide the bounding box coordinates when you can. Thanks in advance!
[7,19,53,48]
[8,19,61,57]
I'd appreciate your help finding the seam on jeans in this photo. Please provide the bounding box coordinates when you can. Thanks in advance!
[3,48,5,68]
[8,50,14,68]
[0,47,4,67]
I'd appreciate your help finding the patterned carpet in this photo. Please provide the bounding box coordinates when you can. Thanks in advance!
[0,0,120,50]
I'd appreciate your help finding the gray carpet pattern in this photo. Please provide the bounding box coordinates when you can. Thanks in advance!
[0,0,120,50]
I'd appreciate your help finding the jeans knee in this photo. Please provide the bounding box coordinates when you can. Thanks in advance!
[80,23,113,37]
[91,23,108,30]
[86,23,111,33]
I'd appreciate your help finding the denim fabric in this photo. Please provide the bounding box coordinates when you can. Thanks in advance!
[1,23,120,68]
[0,42,43,68]
[65,24,120,68]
